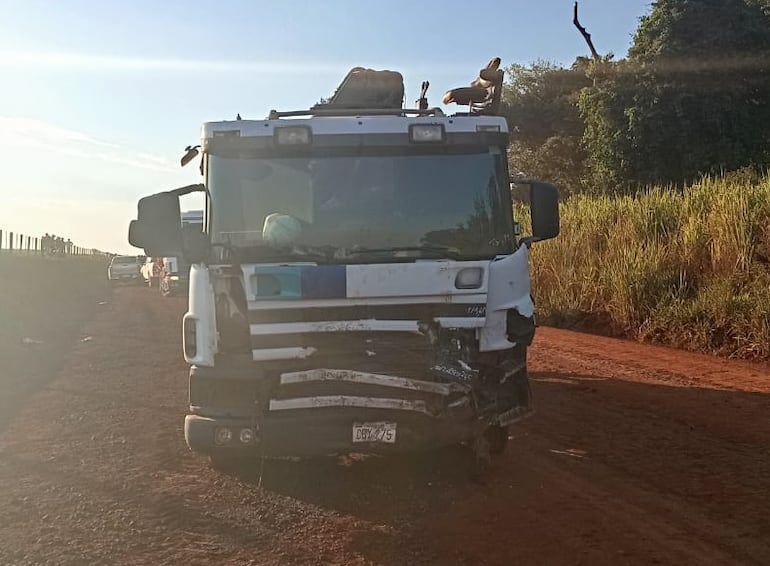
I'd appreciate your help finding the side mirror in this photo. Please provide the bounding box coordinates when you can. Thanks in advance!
[529,181,560,242]
[128,192,183,256]
[181,145,200,167]
[512,180,560,246]
[181,224,210,264]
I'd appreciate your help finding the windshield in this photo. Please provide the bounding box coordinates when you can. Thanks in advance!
[208,147,513,261]
[112,256,136,264]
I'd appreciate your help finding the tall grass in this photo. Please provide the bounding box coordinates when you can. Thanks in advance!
[517,172,770,360]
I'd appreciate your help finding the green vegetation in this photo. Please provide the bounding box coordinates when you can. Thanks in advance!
[504,0,770,195]
[502,1,770,359]
[517,172,770,359]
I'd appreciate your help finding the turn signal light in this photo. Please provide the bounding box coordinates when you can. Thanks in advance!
[183,316,198,359]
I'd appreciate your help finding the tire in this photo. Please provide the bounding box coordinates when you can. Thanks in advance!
[485,424,510,456]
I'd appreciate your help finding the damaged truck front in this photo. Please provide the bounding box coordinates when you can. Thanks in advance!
[128,64,560,470]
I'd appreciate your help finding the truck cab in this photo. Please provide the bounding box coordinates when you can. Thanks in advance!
[128,63,559,471]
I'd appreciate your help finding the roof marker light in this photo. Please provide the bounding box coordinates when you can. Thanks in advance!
[274,125,312,145]
[409,124,445,143]
[476,125,501,132]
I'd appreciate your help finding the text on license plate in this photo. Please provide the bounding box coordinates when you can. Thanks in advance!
[352,421,397,444]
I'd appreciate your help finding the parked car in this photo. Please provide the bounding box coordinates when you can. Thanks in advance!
[140,256,160,287]
[107,255,142,284]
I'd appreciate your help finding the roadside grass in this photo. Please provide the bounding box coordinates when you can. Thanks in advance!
[517,172,770,360]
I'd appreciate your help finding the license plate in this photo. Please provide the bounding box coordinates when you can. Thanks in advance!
[352,421,397,444]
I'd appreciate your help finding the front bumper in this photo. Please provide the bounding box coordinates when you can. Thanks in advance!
[185,406,479,458]
[185,363,532,458]
[109,272,141,281]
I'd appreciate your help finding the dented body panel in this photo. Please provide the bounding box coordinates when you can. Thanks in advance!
[183,249,536,458]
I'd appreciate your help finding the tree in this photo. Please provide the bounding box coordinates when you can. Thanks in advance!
[501,61,592,195]
[580,0,770,190]
[629,0,770,62]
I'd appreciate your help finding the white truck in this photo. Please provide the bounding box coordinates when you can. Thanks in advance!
[107,255,142,284]
[128,61,559,473]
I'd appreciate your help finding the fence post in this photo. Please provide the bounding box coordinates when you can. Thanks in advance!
[26,236,30,252]
[0,230,3,251]
[9,232,13,251]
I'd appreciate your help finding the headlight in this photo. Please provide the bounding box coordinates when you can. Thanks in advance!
[183,316,198,358]
[455,267,484,289]
[239,428,255,444]
[214,427,233,445]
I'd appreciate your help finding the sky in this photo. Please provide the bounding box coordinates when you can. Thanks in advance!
[0,0,652,254]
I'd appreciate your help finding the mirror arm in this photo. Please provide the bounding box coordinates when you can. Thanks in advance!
[170,183,207,197]
[518,236,542,249]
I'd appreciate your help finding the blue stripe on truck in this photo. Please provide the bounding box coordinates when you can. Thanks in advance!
[251,265,347,300]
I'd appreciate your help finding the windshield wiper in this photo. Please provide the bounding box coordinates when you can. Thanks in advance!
[346,244,461,259]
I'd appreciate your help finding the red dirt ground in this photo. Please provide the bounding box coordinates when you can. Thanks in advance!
[1,284,770,565]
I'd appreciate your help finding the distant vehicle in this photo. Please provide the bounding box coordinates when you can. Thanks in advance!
[107,255,142,284]
[140,256,160,287]
[158,210,203,297]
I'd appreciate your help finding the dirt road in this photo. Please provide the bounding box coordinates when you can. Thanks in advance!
[1,286,770,565]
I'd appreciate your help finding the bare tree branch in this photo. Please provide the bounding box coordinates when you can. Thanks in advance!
[573,1,601,61]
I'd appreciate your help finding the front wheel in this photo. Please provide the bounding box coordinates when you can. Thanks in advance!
[485,424,510,455]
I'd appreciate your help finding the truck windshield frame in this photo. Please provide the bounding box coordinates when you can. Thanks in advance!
[206,144,515,262]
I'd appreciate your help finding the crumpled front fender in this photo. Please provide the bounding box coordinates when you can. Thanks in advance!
[479,245,534,352]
